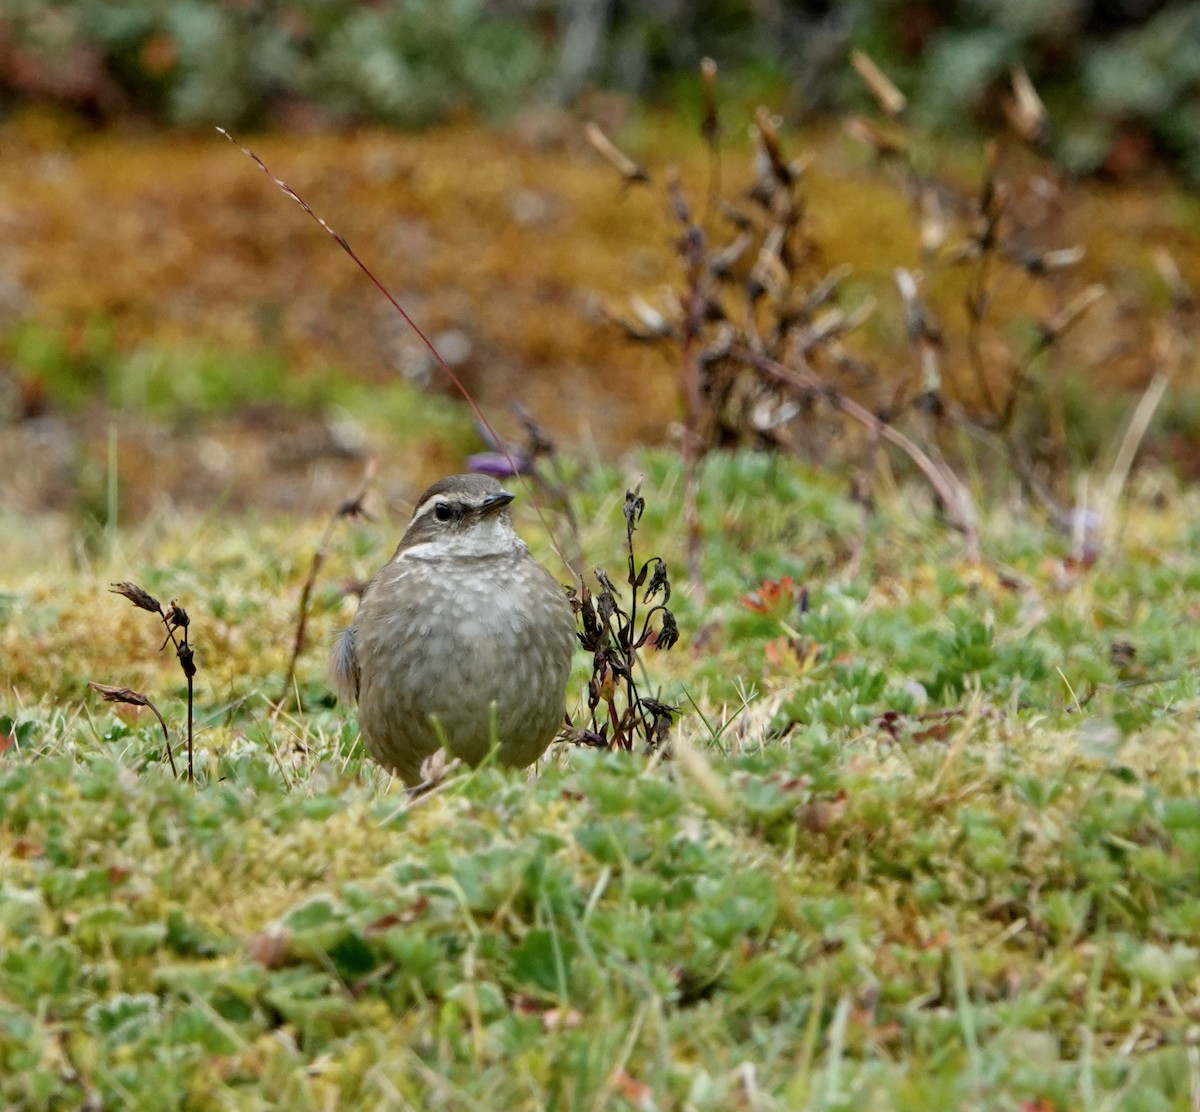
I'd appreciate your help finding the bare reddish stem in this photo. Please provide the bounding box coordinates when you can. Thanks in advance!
[218,128,578,585]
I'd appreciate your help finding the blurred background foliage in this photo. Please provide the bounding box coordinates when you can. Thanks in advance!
[2,0,1200,179]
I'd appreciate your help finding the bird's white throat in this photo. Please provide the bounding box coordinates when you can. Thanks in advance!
[397,516,526,562]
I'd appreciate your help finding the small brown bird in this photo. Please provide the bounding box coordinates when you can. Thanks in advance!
[331,473,576,784]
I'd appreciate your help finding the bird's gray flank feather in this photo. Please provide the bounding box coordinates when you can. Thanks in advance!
[330,627,361,702]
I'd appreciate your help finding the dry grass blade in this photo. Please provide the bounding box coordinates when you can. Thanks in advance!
[1005,67,1048,146]
[584,122,650,186]
[851,50,907,118]
[1099,372,1171,548]
[1041,285,1106,341]
[276,456,377,710]
[844,116,908,158]
[1153,249,1194,308]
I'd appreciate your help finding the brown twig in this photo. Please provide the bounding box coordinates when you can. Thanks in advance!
[963,145,1007,419]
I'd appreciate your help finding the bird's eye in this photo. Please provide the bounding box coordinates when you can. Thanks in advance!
[433,502,452,522]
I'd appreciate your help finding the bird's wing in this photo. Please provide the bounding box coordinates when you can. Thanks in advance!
[330,627,361,702]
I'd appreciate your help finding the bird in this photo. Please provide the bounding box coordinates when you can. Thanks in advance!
[331,472,576,784]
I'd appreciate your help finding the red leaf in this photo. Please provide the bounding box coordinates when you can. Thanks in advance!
[741,576,804,614]
[612,1069,653,1107]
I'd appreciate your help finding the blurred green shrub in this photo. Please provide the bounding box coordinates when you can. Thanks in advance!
[2,0,1200,180]
[850,0,1200,180]
[0,0,552,128]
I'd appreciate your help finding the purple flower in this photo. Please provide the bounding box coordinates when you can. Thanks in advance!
[468,451,530,479]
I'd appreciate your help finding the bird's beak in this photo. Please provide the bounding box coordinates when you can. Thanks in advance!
[479,490,516,516]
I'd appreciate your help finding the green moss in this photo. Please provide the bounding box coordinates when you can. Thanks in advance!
[1,450,1200,1106]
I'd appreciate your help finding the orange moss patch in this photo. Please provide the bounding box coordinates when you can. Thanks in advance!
[0,110,1197,454]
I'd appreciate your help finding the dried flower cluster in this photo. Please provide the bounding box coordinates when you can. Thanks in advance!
[91,581,198,780]
[592,56,1179,564]
[570,487,679,753]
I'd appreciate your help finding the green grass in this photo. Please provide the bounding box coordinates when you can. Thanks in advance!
[2,450,1199,1110]
[2,318,475,448]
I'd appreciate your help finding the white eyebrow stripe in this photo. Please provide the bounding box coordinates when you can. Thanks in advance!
[410,494,453,523]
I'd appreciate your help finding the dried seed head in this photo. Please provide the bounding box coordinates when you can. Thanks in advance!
[753,107,792,186]
[88,682,150,707]
[336,494,373,520]
[641,698,679,746]
[655,610,680,651]
[177,643,197,680]
[577,588,601,649]
[623,488,645,534]
[643,558,671,605]
[109,582,161,614]
[574,727,609,749]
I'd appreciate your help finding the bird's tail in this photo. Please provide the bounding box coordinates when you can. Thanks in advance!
[330,627,361,702]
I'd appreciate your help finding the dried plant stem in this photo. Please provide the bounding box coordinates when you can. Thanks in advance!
[621,524,649,736]
[1099,372,1170,546]
[846,426,883,579]
[965,249,1001,417]
[738,347,979,559]
[151,605,195,781]
[276,458,376,709]
[672,177,709,599]
[145,700,178,777]
[997,284,1107,430]
[699,57,722,220]
[184,669,194,782]
[104,585,197,779]
[574,490,679,752]
[158,619,195,782]
[679,366,706,599]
